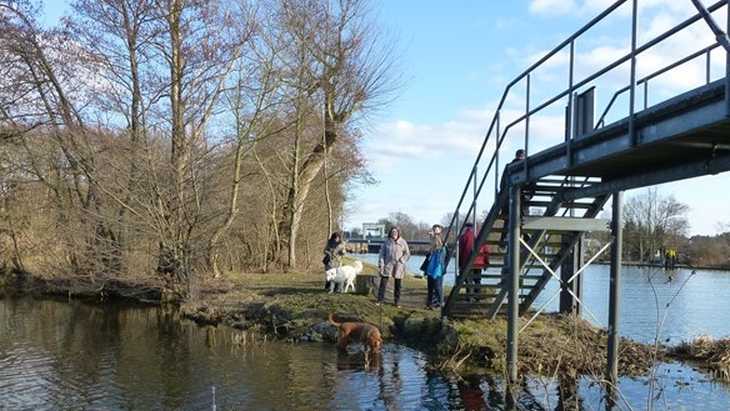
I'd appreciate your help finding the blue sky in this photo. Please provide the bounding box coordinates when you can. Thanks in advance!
[41,1,729,236]
[349,0,730,236]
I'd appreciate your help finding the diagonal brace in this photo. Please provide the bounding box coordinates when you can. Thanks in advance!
[518,237,613,333]
[690,0,730,52]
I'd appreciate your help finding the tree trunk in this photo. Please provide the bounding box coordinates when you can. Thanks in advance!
[158,0,192,293]
[281,104,339,269]
[207,138,246,277]
[322,110,333,237]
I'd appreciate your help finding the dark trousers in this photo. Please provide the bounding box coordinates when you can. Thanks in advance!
[377,276,401,304]
[426,276,443,307]
[325,280,341,293]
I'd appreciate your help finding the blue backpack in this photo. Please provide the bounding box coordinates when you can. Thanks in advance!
[426,246,446,278]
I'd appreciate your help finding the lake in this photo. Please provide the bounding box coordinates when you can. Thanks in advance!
[2,265,730,410]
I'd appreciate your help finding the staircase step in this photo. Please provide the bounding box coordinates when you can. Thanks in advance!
[488,262,548,269]
[450,300,493,308]
[527,201,593,209]
[532,184,569,192]
[484,239,564,247]
[458,295,498,302]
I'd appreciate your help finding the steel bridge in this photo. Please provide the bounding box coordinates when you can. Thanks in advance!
[440,0,730,384]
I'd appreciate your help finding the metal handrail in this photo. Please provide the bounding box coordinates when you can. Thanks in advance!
[441,0,730,292]
[596,42,721,128]
[441,0,630,247]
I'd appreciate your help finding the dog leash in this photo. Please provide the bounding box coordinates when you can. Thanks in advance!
[379,300,383,332]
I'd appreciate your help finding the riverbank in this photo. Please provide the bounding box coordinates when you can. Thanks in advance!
[174,260,660,378]
[0,261,724,381]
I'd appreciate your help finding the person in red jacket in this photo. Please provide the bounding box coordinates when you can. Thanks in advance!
[458,223,490,299]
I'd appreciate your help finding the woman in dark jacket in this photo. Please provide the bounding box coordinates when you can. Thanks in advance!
[323,232,346,291]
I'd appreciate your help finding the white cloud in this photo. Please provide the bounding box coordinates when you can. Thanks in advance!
[529,0,697,18]
[529,0,578,16]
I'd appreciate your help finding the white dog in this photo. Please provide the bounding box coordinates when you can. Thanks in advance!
[325,260,363,293]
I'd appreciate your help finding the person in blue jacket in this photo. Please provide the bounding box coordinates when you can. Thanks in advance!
[426,224,447,309]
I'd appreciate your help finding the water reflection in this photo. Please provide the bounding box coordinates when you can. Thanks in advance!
[3,297,730,410]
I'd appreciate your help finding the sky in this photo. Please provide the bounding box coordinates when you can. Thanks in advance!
[348,0,730,236]
[40,0,730,236]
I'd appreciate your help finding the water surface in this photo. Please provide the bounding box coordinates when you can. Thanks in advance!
[2,291,730,409]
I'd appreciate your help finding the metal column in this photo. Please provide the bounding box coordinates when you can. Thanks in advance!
[607,192,623,383]
[559,234,583,315]
[507,184,521,383]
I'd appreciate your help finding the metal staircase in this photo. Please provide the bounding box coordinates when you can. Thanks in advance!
[444,176,608,319]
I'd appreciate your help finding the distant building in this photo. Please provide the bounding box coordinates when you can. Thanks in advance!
[362,223,385,239]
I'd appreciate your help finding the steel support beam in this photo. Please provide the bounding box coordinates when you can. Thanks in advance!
[507,184,521,383]
[562,153,730,201]
[607,192,623,383]
[522,216,610,232]
[560,234,583,315]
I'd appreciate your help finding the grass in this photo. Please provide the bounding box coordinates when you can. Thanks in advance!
[187,256,437,337]
[670,336,730,380]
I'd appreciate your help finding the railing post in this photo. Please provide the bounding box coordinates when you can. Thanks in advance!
[727,2,730,116]
[524,74,530,178]
[643,81,648,110]
[607,191,623,384]
[455,211,460,283]
[472,166,477,250]
[629,0,638,145]
[495,111,501,200]
[706,48,712,84]
[566,40,575,165]
[507,184,522,383]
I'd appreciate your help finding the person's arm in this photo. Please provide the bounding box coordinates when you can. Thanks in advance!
[400,239,411,263]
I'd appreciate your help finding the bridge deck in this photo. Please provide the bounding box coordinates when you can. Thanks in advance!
[512,78,730,194]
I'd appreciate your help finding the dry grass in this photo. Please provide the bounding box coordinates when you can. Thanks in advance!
[670,336,730,379]
[439,314,657,377]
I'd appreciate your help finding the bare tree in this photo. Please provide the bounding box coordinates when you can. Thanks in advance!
[206,24,288,277]
[0,0,386,296]
[275,0,398,268]
[623,188,689,263]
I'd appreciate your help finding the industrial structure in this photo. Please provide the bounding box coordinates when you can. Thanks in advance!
[440,0,730,385]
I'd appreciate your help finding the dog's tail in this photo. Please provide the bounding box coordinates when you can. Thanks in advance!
[328,312,341,326]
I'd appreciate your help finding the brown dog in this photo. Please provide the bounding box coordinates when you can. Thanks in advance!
[329,313,382,353]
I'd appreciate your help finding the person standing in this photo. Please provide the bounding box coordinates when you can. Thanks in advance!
[377,227,410,308]
[458,223,490,300]
[323,232,346,292]
[426,224,447,309]
[499,149,532,248]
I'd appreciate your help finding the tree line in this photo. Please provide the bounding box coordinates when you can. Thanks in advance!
[0,0,397,297]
